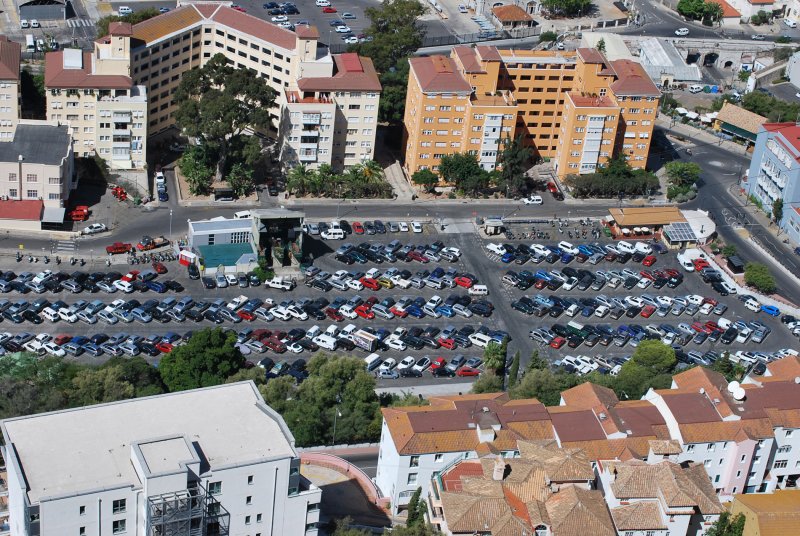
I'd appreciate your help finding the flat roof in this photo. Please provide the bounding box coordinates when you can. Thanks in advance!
[2,382,296,504]
[197,243,255,267]
[138,436,196,475]
[0,123,71,166]
[189,217,253,233]
[608,207,685,227]
[251,208,305,219]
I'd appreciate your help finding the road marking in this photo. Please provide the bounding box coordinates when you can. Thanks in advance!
[66,19,94,27]
[56,240,76,252]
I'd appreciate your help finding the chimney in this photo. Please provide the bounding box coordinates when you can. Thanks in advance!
[492,455,505,481]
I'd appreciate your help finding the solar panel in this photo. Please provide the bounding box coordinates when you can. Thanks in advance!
[664,221,696,242]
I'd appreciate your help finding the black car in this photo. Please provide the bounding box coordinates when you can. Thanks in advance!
[202,277,216,289]
[623,277,639,290]
[44,280,63,293]
[616,252,632,263]
[140,342,161,356]
[185,310,204,322]
[512,298,535,314]
[400,368,423,378]
[10,282,29,294]
[311,279,332,292]
[432,367,455,378]
[667,275,683,288]
[631,251,646,262]
[652,277,668,289]
[336,338,355,351]
[165,280,185,292]
[22,310,43,324]
[336,253,355,265]
[711,282,729,296]
[625,306,642,318]
[374,220,386,234]
[188,263,200,280]
[401,335,425,350]
[104,272,123,283]
[339,220,352,235]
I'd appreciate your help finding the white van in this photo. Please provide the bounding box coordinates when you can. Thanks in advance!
[234,210,251,219]
[42,307,60,322]
[364,353,383,371]
[634,242,653,254]
[468,284,489,296]
[313,334,337,351]
[25,34,35,53]
[745,298,761,312]
[321,228,345,240]
[616,240,635,254]
[118,6,133,15]
[114,280,134,293]
[785,17,798,28]
[468,333,493,348]
[688,85,703,94]
[21,20,29,29]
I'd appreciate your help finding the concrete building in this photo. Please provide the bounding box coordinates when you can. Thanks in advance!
[728,489,800,536]
[744,122,800,240]
[402,46,659,181]
[0,381,321,536]
[125,3,380,171]
[638,38,702,86]
[377,359,800,516]
[17,0,66,21]
[0,37,21,141]
[44,22,148,169]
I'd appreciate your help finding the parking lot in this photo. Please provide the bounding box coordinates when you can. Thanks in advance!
[0,219,796,387]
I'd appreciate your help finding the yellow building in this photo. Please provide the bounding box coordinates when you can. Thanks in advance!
[0,36,21,141]
[729,489,800,536]
[403,45,660,180]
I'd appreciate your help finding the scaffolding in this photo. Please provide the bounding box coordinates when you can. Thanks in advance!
[147,487,229,536]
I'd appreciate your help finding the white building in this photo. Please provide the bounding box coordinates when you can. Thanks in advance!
[1,381,321,536]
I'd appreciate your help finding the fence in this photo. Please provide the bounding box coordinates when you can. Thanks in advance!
[327,26,541,53]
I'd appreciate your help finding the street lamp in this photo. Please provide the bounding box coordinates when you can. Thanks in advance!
[169,209,173,241]
[331,406,343,446]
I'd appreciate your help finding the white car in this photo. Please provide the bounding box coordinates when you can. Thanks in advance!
[343,36,359,44]
[271,15,288,22]
[379,358,397,371]
[385,338,406,351]
[83,223,107,235]
[397,356,416,370]
[411,221,423,233]
[279,21,294,29]
[43,341,66,357]
[486,243,506,255]
[675,27,689,36]
[398,222,409,232]
[315,0,330,5]
[523,195,543,205]
[335,25,351,33]
[557,241,579,255]
[443,246,461,257]
[346,279,364,291]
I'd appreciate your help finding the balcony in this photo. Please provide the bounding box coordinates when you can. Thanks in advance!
[113,129,131,137]
[286,90,334,105]
[302,113,322,125]
[299,151,318,162]
[113,112,131,121]
[471,89,517,107]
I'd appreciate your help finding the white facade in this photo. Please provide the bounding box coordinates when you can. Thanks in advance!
[1,382,320,536]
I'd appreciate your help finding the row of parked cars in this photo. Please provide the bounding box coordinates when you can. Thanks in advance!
[370,353,484,379]
[333,240,461,265]
[304,219,424,238]
[0,268,178,297]
[486,239,662,266]
[305,265,487,295]
[502,265,684,294]
[530,312,773,352]
[0,331,187,359]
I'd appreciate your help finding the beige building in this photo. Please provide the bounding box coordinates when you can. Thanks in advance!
[729,489,800,536]
[125,3,379,171]
[44,22,147,169]
[0,36,21,141]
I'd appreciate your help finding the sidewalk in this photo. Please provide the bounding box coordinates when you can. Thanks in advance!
[655,113,748,156]
[384,161,415,202]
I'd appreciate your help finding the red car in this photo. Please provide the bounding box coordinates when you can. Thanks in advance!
[322,6,337,12]
[438,337,457,350]
[155,342,174,353]
[653,269,668,279]
[360,277,381,291]
[534,278,548,289]
[54,334,72,346]
[253,329,272,341]
[152,262,168,274]
[702,297,718,306]
[639,270,655,281]
[642,255,657,267]
[355,304,375,319]
[429,357,447,371]
[325,307,344,321]
[691,321,710,334]
[406,251,429,263]
[120,270,140,282]
[231,4,247,11]
[640,305,656,318]
[664,268,680,278]
[390,306,408,318]
[693,258,710,270]
[454,276,474,288]
[264,338,286,353]
[705,321,722,333]
[550,336,566,349]
[456,366,481,377]
[352,221,364,234]
[238,310,256,321]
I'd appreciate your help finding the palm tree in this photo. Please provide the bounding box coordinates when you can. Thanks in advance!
[286,165,316,197]
[359,160,384,183]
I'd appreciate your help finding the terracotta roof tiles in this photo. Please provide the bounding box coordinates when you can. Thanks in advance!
[0,199,43,221]
[0,36,20,81]
[130,5,205,45]
[545,485,616,536]
[409,55,472,94]
[297,54,381,92]
[609,59,661,96]
[716,102,767,135]
[44,50,132,90]
[492,4,533,22]
[611,501,667,530]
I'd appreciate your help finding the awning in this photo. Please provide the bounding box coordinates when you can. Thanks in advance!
[41,207,65,223]
[685,112,699,120]
[676,107,688,115]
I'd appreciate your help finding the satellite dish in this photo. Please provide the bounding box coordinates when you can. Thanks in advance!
[728,381,740,393]
[795,377,800,384]
[733,388,746,401]
[699,388,705,395]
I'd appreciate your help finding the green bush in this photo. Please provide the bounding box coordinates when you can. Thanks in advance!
[744,262,776,294]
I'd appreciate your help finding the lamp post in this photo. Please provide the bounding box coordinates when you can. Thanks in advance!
[331,406,342,446]
[169,209,173,240]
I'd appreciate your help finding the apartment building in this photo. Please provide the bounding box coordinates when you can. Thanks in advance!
[0,381,321,536]
[376,359,800,516]
[0,36,21,141]
[44,23,147,169]
[125,3,379,171]
[402,45,659,180]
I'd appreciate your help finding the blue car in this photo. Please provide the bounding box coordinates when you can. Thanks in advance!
[560,253,574,264]
[761,304,780,316]
[436,304,455,318]
[577,245,594,256]
[406,305,425,318]
[71,335,90,346]
[158,190,169,202]
[501,253,516,263]
[581,306,595,317]
[545,245,563,255]
[534,270,552,281]
[146,280,167,293]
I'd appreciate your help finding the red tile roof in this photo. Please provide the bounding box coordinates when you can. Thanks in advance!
[569,93,616,108]
[0,36,20,81]
[296,54,381,92]
[44,50,132,90]
[409,55,472,94]
[609,59,661,96]
[452,46,484,74]
[492,4,532,22]
[549,408,607,442]
[659,392,722,424]
[762,123,800,154]
[712,0,741,17]
[0,199,43,221]
[577,47,607,65]
[211,5,297,50]
[476,45,501,61]
[108,22,133,36]
[295,25,319,39]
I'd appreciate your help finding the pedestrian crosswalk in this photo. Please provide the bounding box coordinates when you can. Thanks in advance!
[56,240,76,252]
[66,19,93,28]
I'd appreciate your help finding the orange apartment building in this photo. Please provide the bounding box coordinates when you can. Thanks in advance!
[403,46,660,180]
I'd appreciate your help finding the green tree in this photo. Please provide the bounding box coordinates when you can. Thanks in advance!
[710,354,745,382]
[69,366,135,406]
[158,329,245,392]
[96,8,160,37]
[565,156,659,198]
[665,161,702,187]
[511,368,579,406]
[773,197,784,224]
[226,162,254,198]
[706,512,746,536]
[438,152,490,196]
[744,262,776,294]
[286,164,318,197]
[613,341,676,399]
[507,351,521,388]
[751,10,770,25]
[539,31,558,42]
[355,0,427,73]
[389,392,430,407]
[411,168,439,193]
[596,38,606,53]
[722,244,737,257]
[483,341,507,374]
[174,53,276,179]
[332,518,371,536]
[178,145,215,195]
[737,70,751,82]
[497,135,531,196]
[741,91,800,122]
[226,367,267,386]
[540,0,592,17]
[470,371,504,393]
[102,356,164,397]
[406,488,423,526]
[710,94,738,112]
[377,58,411,123]
[528,350,549,371]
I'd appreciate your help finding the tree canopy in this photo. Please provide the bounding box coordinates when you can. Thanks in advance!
[744,262,776,294]
[411,168,439,193]
[540,0,592,18]
[97,8,160,37]
[677,0,724,23]
[174,53,275,180]
[613,341,676,400]
[665,161,702,187]
[286,161,391,198]
[438,152,491,196]
[497,135,531,197]
[740,91,800,123]
[706,512,745,536]
[356,0,427,73]
[565,156,659,198]
[158,328,245,392]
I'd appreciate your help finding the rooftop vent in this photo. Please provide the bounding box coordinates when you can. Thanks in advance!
[482,406,490,413]
[598,412,607,421]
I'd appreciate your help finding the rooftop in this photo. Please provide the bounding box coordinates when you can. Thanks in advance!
[1,382,296,504]
[0,123,71,166]
[0,36,20,81]
[189,217,253,233]
[409,55,472,94]
[568,93,617,108]
[45,50,132,90]
[609,59,661,96]
[732,489,800,536]
[762,123,800,156]
[608,206,686,227]
[0,199,42,221]
[491,4,532,21]
[716,102,767,135]
[297,53,381,92]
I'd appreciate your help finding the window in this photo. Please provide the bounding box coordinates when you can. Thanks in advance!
[248,475,254,485]
[774,460,788,469]
[246,496,252,505]
[434,454,444,463]
[707,444,714,451]
[26,190,37,199]
[79,506,86,516]
[26,174,37,183]
[257,514,262,523]
[245,516,251,525]
[112,520,126,534]
[9,188,16,197]
[208,503,221,516]
[208,481,222,495]
[112,499,126,514]
[787,430,794,438]
[407,473,418,485]
[778,445,792,453]
[80,528,86,536]
[754,456,761,463]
